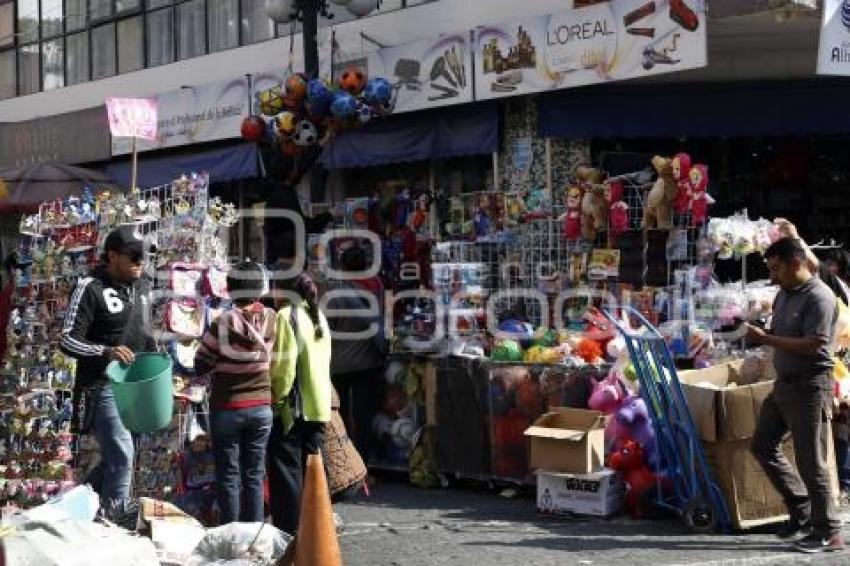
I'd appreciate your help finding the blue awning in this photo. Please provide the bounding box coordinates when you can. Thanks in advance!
[321,102,499,169]
[106,142,260,187]
[538,80,850,139]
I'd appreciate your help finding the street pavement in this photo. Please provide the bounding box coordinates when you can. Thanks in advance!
[335,479,850,566]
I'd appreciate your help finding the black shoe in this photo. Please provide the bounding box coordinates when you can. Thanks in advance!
[776,518,812,540]
[793,532,845,554]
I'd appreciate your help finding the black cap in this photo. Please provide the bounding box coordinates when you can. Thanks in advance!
[103,225,147,259]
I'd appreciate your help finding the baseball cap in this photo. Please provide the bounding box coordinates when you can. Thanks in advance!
[103,225,149,260]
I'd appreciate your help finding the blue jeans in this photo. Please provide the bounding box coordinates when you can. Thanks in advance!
[85,384,135,504]
[211,405,273,524]
[836,438,850,491]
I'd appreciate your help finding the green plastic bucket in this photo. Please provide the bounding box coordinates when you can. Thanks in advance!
[107,353,174,433]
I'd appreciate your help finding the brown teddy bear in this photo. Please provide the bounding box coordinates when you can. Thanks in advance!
[642,156,677,230]
[575,165,607,241]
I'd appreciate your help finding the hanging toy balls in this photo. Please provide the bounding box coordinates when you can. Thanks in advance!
[363,77,392,106]
[307,78,334,107]
[285,73,309,101]
[257,85,285,116]
[347,0,379,17]
[240,115,266,142]
[339,66,368,95]
[281,138,301,156]
[274,111,298,137]
[292,120,318,146]
[330,92,358,119]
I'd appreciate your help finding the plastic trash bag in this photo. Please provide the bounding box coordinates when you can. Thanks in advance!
[186,522,293,566]
[12,485,100,525]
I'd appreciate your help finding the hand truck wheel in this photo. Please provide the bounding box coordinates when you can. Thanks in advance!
[683,498,718,534]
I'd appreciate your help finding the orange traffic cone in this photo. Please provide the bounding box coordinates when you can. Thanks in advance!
[294,453,342,566]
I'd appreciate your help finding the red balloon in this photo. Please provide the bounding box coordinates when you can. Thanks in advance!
[241,115,266,142]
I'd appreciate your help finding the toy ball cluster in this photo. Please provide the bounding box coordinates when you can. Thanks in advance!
[240,67,395,155]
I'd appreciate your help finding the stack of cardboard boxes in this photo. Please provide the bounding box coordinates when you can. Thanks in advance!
[679,360,839,529]
[525,408,623,517]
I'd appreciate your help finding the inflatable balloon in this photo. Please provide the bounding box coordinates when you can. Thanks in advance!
[330,92,357,118]
[240,115,266,142]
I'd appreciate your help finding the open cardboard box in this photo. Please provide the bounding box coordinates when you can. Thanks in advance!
[524,408,607,475]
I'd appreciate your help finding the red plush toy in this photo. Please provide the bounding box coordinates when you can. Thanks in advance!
[608,438,660,518]
[688,164,713,227]
[671,152,692,215]
[562,186,583,241]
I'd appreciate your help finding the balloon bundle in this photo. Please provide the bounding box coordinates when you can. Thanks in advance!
[241,67,396,156]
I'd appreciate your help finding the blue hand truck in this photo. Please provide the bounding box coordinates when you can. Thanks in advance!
[603,307,732,533]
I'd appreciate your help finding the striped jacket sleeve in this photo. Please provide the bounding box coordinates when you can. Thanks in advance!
[59,277,107,359]
[194,320,221,377]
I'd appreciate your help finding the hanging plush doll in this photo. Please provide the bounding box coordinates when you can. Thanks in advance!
[606,180,629,242]
[688,164,714,227]
[562,186,583,241]
[671,152,693,216]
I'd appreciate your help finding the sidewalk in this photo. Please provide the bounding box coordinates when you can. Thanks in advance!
[335,481,850,566]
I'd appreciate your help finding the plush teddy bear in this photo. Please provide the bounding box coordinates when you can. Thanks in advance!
[605,180,629,242]
[642,156,677,230]
[671,152,693,216]
[605,395,658,468]
[575,166,607,241]
[688,164,714,227]
[608,438,662,518]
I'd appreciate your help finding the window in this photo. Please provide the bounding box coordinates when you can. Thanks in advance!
[65,0,87,31]
[0,49,15,99]
[177,0,205,60]
[18,44,40,95]
[240,0,273,45]
[66,30,89,85]
[0,2,13,48]
[89,0,113,21]
[146,7,174,66]
[208,0,237,52]
[42,38,64,90]
[18,0,39,44]
[118,15,143,73]
[42,0,64,38]
[91,23,116,79]
[116,0,140,12]
[146,0,171,9]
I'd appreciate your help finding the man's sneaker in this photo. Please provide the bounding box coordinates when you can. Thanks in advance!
[793,532,845,554]
[776,518,812,540]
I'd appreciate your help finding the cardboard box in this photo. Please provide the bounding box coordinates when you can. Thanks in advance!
[678,360,775,443]
[524,408,607,474]
[536,468,624,517]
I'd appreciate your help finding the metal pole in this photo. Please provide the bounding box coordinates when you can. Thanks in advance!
[131,137,139,191]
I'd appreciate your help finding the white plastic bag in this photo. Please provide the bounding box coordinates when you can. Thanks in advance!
[187,522,292,566]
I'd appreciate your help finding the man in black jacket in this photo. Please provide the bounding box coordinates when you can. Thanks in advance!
[60,225,155,506]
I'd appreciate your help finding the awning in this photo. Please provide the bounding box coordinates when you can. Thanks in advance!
[106,142,259,188]
[538,80,850,139]
[321,102,499,169]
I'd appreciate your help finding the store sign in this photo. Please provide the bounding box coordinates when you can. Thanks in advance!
[0,107,112,168]
[111,78,250,156]
[473,0,707,100]
[106,97,158,140]
[330,32,474,114]
[817,0,850,75]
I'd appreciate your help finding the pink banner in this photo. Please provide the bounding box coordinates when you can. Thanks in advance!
[106,97,158,141]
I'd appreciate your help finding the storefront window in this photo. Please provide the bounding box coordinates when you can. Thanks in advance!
[17,0,39,44]
[208,0,237,52]
[89,0,113,21]
[91,23,116,79]
[0,2,13,48]
[118,15,144,73]
[66,31,89,85]
[41,0,64,38]
[147,7,175,67]
[240,0,273,45]
[18,44,40,95]
[177,0,206,60]
[41,38,64,90]
[0,48,15,99]
[65,0,87,31]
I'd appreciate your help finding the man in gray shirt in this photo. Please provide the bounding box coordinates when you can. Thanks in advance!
[747,237,843,553]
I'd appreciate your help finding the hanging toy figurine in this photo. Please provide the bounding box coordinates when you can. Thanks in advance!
[606,179,629,243]
[688,164,714,227]
[409,193,431,241]
[560,186,583,241]
[671,152,693,217]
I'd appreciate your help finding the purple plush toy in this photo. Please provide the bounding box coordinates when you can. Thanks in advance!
[605,395,659,468]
